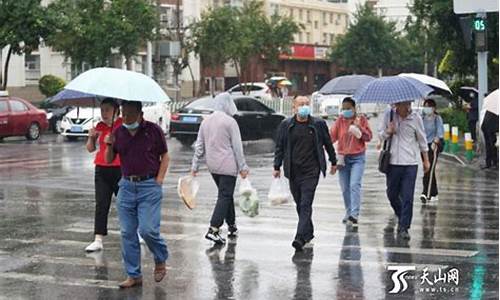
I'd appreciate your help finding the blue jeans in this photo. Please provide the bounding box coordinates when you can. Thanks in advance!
[386,165,418,231]
[117,178,169,278]
[338,153,366,219]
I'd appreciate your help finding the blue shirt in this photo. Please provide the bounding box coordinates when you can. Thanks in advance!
[422,114,444,143]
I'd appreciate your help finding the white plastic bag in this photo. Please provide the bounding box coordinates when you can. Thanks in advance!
[239,188,259,217]
[268,178,291,206]
[348,124,362,139]
[239,178,254,197]
[177,175,200,210]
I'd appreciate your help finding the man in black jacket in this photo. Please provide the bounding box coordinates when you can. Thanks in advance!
[273,95,337,251]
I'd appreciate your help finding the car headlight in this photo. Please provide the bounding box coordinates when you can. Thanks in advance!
[46,112,53,120]
[62,116,70,123]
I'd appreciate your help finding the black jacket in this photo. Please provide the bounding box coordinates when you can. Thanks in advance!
[274,115,337,178]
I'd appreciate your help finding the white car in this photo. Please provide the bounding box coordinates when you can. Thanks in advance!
[313,92,382,119]
[60,101,171,140]
[227,82,273,102]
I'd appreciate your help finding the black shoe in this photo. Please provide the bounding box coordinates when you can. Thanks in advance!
[348,216,358,226]
[397,229,411,240]
[420,194,427,204]
[292,239,304,251]
[228,224,238,237]
[481,164,492,170]
[304,235,314,244]
[205,228,226,245]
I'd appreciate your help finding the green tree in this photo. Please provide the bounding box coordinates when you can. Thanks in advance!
[107,0,158,69]
[330,3,401,75]
[0,0,51,90]
[191,1,300,94]
[231,1,300,90]
[46,0,113,71]
[191,5,237,94]
[47,0,159,73]
[409,0,499,89]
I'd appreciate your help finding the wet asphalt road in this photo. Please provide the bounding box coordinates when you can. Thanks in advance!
[0,120,498,300]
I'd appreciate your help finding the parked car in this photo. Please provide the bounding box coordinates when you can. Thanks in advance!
[170,96,285,146]
[312,92,382,119]
[227,82,273,102]
[0,91,49,140]
[60,101,171,141]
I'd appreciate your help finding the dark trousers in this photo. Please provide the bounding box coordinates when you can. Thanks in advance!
[386,165,418,231]
[289,175,319,242]
[469,119,478,142]
[481,111,499,167]
[94,165,121,235]
[422,144,439,197]
[210,174,237,228]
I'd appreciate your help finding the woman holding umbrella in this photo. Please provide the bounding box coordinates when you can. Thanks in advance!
[420,99,444,203]
[85,98,123,252]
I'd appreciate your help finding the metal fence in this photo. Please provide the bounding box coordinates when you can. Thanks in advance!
[168,96,321,118]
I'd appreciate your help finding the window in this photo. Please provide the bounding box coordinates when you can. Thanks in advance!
[0,101,8,113]
[25,54,40,71]
[235,98,270,112]
[10,100,28,112]
[306,32,311,44]
[323,33,328,44]
[330,13,333,23]
[323,12,327,25]
[298,32,303,43]
[306,10,311,22]
[299,9,303,20]
[330,33,335,45]
[314,20,318,29]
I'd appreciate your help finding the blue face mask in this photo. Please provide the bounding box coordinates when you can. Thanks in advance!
[123,121,139,130]
[297,105,311,118]
[342,109,354,119]
[422,107,433,115]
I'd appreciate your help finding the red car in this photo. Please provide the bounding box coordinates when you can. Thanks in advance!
[0,92,48,140]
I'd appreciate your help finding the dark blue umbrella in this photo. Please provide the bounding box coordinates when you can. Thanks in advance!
[48,89,100,107]
[319,75,375,95]
[353,76,434,104]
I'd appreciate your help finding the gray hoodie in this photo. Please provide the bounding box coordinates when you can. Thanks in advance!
[191,93,249,176]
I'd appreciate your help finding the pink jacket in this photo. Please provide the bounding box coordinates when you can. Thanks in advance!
[330,115,372,155]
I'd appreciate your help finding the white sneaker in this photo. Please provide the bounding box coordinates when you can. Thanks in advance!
[85,240,103,252]
[431,196,439,201]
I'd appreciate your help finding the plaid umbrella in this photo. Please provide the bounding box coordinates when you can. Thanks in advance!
[319,74,374,95]
[353,76,434,104]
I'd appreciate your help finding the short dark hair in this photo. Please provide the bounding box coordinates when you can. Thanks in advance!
[423,98,436,107]
[121,100,142,112]
[101,97,119,109]
[342,97,356,107]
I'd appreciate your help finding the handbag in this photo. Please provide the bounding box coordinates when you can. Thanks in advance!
[434,116,444,153]
[378,110,394,174]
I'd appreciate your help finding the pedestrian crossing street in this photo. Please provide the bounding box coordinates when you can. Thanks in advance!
[0,137,498,299]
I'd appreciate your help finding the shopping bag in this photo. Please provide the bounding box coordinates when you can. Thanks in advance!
[177,175,200,210]
[238,177,254,197]
[268,178,291,206]
[239,188,259,217]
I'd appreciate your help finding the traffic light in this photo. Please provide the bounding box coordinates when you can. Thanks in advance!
[473,16,487,52]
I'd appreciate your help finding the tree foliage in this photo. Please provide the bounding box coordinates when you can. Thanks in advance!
[191,0,300,88]
[0,0,51,89]
[46,0,158,71]
[38,74,66,97]
[409,0,499,88]
[330,3,401,75]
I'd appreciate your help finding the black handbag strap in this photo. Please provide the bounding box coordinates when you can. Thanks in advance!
[383,110,394,151]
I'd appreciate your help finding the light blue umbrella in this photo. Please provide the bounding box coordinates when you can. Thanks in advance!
[64,67,170,104]
[353,76,434,104]
[319,74,375,95]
